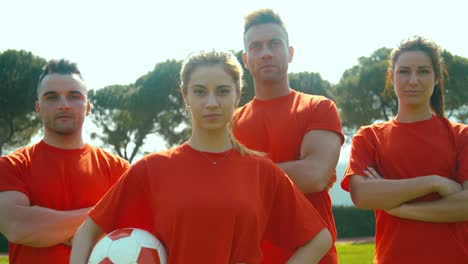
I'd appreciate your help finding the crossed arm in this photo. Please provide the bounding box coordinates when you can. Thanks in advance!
[349,168,468,222]
[0,190,90,247]
[278,130,342,194]
[386,181,468,222]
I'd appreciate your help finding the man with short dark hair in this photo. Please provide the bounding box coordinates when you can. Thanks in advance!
[233,9,344,264]
[0,59,130,263]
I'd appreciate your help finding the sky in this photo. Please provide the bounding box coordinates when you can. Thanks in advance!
[2,0,467,89]
[2,0,467,204]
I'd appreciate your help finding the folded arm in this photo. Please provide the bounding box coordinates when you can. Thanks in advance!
[278,130,341,193]
[387,181,468,222]
[348,170,462,210]
[0,191,90,247]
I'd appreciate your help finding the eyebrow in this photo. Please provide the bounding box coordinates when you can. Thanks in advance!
[41,90,85,97]
[190,84,233,89]
[397,65,432,69]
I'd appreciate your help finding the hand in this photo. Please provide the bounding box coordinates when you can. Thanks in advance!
[363,166,383,180]
[63,237,72,247]
[432,175,462,197]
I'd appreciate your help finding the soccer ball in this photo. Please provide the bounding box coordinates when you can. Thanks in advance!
[88,228,167,264]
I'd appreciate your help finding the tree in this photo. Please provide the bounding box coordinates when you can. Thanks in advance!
[133,59,189,147]
[289,72,334,99]
[334,48,393,135]
[89,84,148,163]
[0,50,46,155]
[335,48,468,136]
[90,60,187,162]
[443,51,468,123]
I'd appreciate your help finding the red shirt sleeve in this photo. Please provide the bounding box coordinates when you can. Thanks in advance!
[0,152,30,197]
[305,97,345,144]
[263,164,327,250]
[456,124,468,183]
[341,127,376,192]
[89,159,153,233]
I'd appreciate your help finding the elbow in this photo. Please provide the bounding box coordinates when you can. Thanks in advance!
[302,177,330,194]
[4,224,28,245]
[350,190,375,210]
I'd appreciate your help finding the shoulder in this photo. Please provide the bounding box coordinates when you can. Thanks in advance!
[441,117,468,135]
[0,143,40,166]
[88,145,130,166]
[352,121,394,144]
[133,144,185,167]
[292,90,336,107]
[233,100,254,120]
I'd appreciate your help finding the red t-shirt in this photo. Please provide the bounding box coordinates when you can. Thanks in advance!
[0,141,130,264]
[89,142,327,264]
[233,90,344,264]
[341,115,468,263]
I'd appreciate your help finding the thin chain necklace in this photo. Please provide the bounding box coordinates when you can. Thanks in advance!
[188,142,233,165]
[195,148,232,165]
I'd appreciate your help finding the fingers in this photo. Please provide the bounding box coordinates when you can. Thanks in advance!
[363,166,383,180]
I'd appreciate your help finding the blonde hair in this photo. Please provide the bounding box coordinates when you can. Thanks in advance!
[179,50,264,156]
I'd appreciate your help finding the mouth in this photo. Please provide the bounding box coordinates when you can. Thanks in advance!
[56,115,73,120]
[404,90,421,94]
[259,64,275,70]
[203,114,221,120]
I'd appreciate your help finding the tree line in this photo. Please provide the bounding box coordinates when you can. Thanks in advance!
[1,49,467,161]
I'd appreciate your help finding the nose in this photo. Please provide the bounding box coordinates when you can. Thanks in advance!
[260,47,273,59]
[205,92,219,108]
[57,96,71,110]
[409,72,418,86]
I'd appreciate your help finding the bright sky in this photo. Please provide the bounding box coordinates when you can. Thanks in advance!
[2,0,467,90]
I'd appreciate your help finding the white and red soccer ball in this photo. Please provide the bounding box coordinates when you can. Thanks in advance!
[88,228,167,264]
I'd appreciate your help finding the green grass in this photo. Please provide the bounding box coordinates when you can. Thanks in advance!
[336,243,375,264]
[0,244,375,264]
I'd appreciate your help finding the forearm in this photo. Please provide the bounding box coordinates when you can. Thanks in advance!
[70,218,104,264]
[287,228,332,264]
[278,158,336,193]
[389,189,468,222]
[349,175,437,210]
[10,205,89,247]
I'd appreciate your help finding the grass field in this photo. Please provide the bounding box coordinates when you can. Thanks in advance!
[336,242,375,264]
[0,244,374,263]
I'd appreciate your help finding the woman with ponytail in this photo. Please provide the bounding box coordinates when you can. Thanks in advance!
[71,50,332,264]
[341,36,468,263]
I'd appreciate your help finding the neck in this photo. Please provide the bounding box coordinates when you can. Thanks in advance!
[395,104,433,123]
[189,127,232,152]
[253,78,291,101]
[42,130,85,150]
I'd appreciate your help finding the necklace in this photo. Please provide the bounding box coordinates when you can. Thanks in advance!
[193,148,232,165]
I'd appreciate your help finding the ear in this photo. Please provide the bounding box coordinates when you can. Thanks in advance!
[86,99,91,116]
[242,52,248,70]
[35,101,41,117]
[288,46,294,63]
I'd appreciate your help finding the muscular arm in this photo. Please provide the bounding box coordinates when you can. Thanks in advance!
[278,130,341,193]
[287,228,332,264]
[387,181,468,222]
[0,191,90,247]
[70,217,104,264]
